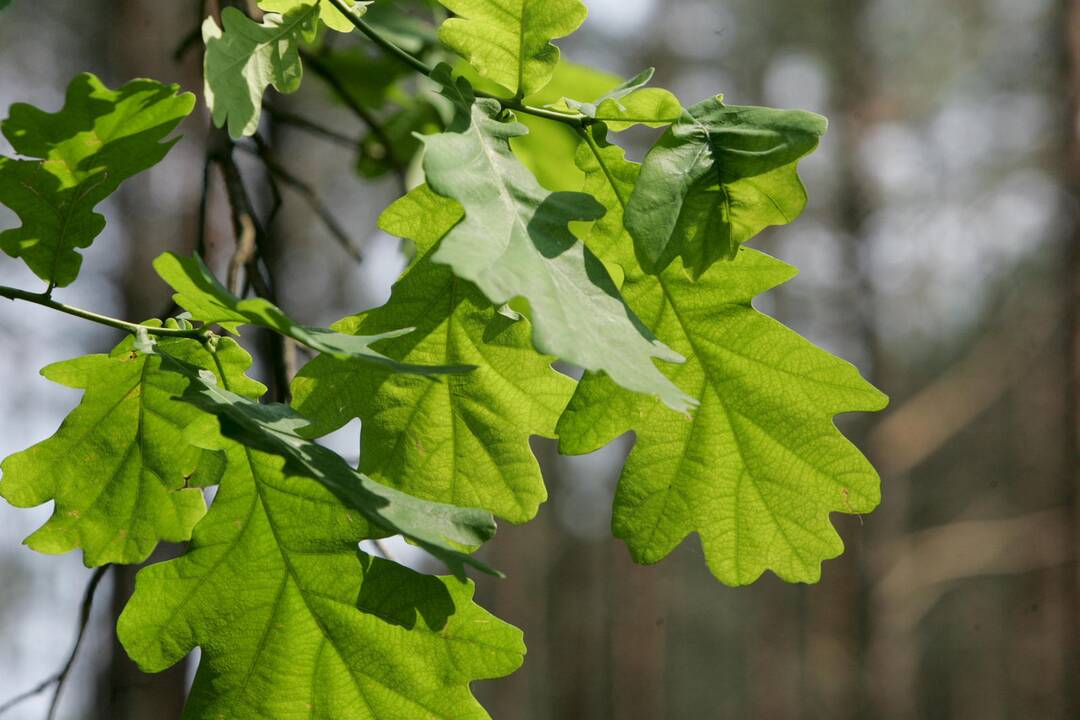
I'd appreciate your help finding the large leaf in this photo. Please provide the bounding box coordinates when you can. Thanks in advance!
[117,426,523,719]
[169,356,500,576]
[202,5,319,139]
[154,252,470,375]
[551,68,683,131]
[0,74,194,287]
[558,130,887,585]
[625,96,827,279]
[0,326,263,566]
[420,69,694,413]
[258,0,370,33]
[292,186,575,523]
[436,0,587,98]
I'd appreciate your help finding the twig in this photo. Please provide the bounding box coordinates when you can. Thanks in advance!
[0,566,111,719]
[263,102,358,149]
[0,285,209,342]
[239,138,364,263]
[299,49,407,192]
[323,0,590,127]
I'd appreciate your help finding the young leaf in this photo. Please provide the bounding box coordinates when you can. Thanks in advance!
[421,69,695,413]
[436,0,588,98]
[258,0,370,33]
[625,96,827,279]
[169,356,500,576]
[559,130,887,586]
[154,252,470,375]
[118,434,523,719]
[551,67,683,131]
[202,5,319,139]
[0,74,194,287]
[0,327,264,566]
[292,185,576,524]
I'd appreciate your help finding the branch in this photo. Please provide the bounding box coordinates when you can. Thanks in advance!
[324,0,590,128]
[299,48,407,191]
[0,285,209,342]
[0,566,111,719]
[240,137,364,263]
[263,101,358,150]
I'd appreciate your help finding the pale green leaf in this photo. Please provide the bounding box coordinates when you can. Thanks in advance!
[0,326,264,566]
[292,185,576,524]
[420,68,695,413]
[154,252,470,375]
[436,0,588,97]
[0,74,194,287]
[551,68,683,131]
[117,431,523,719]
[202,5,319,139]
[169,355,500,576]
[558,130,887,585]
[626,96,827,279]
[258,0,370,33]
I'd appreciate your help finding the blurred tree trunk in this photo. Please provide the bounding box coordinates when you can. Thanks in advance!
[92,2,207,717]
[1064,0,1080,713]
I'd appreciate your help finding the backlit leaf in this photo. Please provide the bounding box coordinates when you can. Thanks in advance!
[0,74,194,287]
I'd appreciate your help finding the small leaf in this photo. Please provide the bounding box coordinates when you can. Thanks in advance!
[154,252,471,375]
[560,130,887,586]
[420,68,695,413]
[202,5,319,139]
[436,0,588,97]
[258,0,370,33]
[0,74,194,287]
[0,326,264,566]
[292,185,576,524]
[626,96,827,279]
[167,353,500,577]
[552,68,683,131]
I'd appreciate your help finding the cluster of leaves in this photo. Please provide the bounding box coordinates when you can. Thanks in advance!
[0,0,886,717]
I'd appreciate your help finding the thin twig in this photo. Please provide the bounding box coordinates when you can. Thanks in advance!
[323,0,590,127]
[263,102,358,149]
[240,138,364,263]
[0,566,111,719]
[300,49,407,192]
[0,285,209,341]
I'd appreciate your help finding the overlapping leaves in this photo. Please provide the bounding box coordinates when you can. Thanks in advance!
[626,96,827,279]
[259,0,370,33]
[292,185,576,524]
[154,252,469,375]
[558,128,887,585]
[0,74,193,287]
[118,388,522,719]
[0,326,261,566]
[420,67,694,412]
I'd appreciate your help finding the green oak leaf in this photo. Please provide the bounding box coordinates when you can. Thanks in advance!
[0,74,194,287]
[625,96,827,280]
[154,252,470,375]
[420,68,694,413]
[117,427,523,719]
[558,130,887,586]
[258,0,370,33]
[551,68,683,131]
[0,325,264,566]
[168,355,500,577]
[292,185,576,523]
[436,0,587,98]
[202,5,319,139]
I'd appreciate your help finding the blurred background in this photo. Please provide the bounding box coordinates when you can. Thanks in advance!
[0,0,1076,718]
